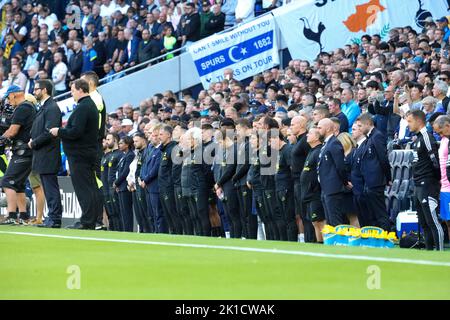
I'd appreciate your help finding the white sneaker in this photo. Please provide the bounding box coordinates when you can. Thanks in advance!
[298,234,305,243]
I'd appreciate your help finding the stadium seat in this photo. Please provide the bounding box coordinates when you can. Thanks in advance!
[393,151,404,168]
[401,167,411,181]
[389,151,397,167]
[402,151,414,168]
[393,167,403,181]
[389,179,401,197]
[397,180,410,200]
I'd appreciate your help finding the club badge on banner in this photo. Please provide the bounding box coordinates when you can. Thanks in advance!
[189,15,279,89]
[273,0,449,61]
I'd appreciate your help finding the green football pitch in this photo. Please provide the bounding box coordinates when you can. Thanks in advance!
[1,225,450,300]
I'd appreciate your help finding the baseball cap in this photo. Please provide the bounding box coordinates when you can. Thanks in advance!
[140,4,147,10]
[121,119,133,126]
[171,115,181,121]
[437,16,448,23]
[4,85,23,98]
[163,107,172,113]
[401,47,412,54]
[202,1,211,6]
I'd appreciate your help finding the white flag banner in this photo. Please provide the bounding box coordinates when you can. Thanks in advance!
[273,0,449,61]
[189,14,279,89]
[57,97,76,120]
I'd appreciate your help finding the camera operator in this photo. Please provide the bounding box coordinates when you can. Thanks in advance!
[0,85,36,225]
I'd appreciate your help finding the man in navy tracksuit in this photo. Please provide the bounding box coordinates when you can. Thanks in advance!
[232,119,256,239]
[317,118,349,226]
[158,125,182,234]
[271,131,296,242]
[357,113,391,230]
[134,132,151,233]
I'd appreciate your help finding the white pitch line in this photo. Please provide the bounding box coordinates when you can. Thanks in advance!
[1,230,450,267]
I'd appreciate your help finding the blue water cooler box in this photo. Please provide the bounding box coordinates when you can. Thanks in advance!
[396,211,419,238]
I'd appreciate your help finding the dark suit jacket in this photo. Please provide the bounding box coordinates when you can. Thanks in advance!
[68,50,83,79]
[121,38,140,65]
[58,96,99,162]
[360,127,391,189]
[30,97,62,174]
[318,135,348,195]
[115,150,135,192]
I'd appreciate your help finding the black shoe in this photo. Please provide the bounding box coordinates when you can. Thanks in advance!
[66,222,94,230]
[37,220,61,228]
[95,223,107,231]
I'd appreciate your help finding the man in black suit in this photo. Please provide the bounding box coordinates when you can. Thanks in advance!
[50,79,102,230]
[28,80,63,228]
[317,118,349,226]
[357,113,391,230]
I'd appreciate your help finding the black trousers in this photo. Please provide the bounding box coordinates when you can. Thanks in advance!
[107,187,122,231]
[175,186,193,235]
[414,182,444,251]
[253,188,267,239]
[95,142,104,226]
[236,185,257,239]
[187,189,211,236]
[223,183,241,238]
[262,189,280,240]
[321,192,347,227]
[160,188,182,234]
[118,190,133,232]
[40,174,62,223]
[294,183,315,242]
[133,187,150,233]
[68,158,103,229]
[277,188,297,242]
[364,186,390,230]
[354,193,372,227]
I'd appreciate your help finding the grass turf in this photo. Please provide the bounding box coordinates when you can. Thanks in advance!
[0,225,450,300]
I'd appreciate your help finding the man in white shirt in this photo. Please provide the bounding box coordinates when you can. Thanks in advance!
[51,52,68,96]
[25,65,39,95]
[9,64,27,91]
[38,7,58,34]
[116,0,130,14]
[235,0,255,24]
[100,0,118,18]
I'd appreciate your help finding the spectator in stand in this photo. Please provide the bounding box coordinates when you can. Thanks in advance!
[36,40,52,73]
[68,39,83,81]
[8,63,27,90]
[199,1,213,39]
[51,52,68,96]
[177,2,200,49]
[121,28,139,68]
[235,0,255,24]
[341,88,361,133]
[82,36,97,73]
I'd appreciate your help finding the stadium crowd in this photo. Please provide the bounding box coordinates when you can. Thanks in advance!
[0,1,449,251]
[0,0,296,95]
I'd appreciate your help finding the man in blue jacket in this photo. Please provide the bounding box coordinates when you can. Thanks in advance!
[341,89,361,133]
[357,113,391,230]
[121,28,140,68]
[317,118,350,226]
[141,124,166,233]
